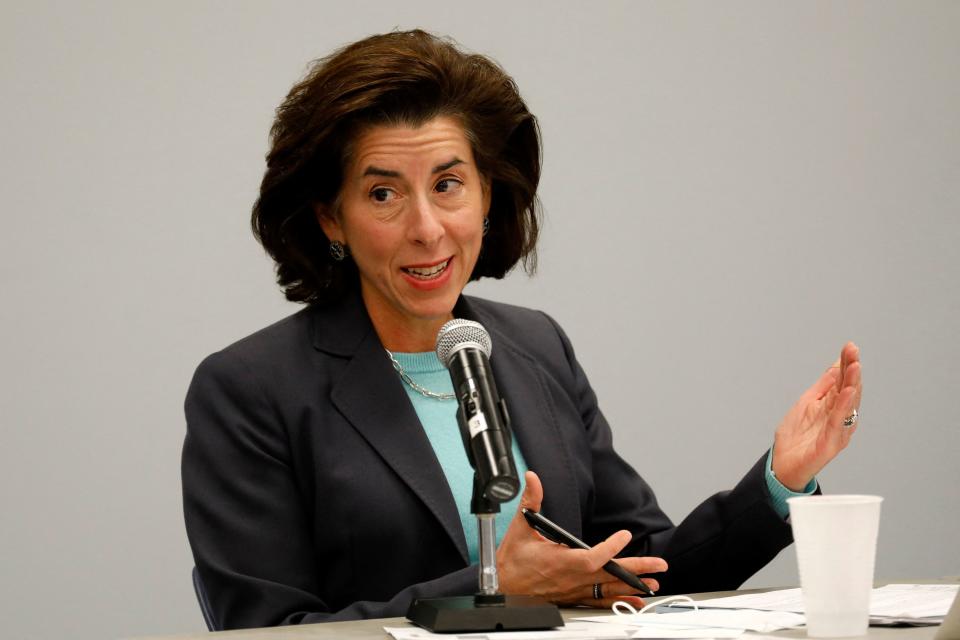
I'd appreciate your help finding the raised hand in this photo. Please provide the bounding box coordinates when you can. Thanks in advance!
[772,342,862,491]
[496,471,666,608]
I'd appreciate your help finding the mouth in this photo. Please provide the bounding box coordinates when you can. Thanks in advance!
[401,257,451,281]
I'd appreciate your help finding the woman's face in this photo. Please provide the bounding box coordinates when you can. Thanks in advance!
[318,116,490,344]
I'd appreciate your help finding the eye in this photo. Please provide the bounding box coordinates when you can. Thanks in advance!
[370,187,396,203]
[435,178,463,194]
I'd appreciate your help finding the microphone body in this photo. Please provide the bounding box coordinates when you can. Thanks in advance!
[436,320,520,505]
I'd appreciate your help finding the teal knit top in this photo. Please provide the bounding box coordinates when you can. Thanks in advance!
[392,351,527,564]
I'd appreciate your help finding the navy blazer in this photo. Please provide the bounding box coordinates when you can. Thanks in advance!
[182,292,793,629]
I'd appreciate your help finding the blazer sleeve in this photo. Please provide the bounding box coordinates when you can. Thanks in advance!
[541,313,794,595]
[182,350,475,629]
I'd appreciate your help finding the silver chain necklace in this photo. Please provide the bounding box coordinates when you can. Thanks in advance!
[384,349,455,401]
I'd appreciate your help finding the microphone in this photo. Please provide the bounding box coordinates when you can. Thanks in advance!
[436,319,519,504]
[407,321,561,631]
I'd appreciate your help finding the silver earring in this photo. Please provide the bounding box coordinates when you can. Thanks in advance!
[482,217,490,236]
[329,240,347,262]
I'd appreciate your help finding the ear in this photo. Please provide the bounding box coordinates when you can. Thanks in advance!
[481,176,493,217]
[313,203,342,242]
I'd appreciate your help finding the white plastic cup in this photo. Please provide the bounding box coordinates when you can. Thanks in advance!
[787,495,883,638]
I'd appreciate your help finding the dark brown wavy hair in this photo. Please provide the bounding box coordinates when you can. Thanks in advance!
[251,30,542,304]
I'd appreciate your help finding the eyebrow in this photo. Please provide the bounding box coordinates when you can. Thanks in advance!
[432,157,464,173]
[362,166,401,178]
[361,157,465,178]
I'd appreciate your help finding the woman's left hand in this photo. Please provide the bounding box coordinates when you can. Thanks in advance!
[771,342,862,491]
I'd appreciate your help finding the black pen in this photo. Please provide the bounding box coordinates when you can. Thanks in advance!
[521,507,656,597]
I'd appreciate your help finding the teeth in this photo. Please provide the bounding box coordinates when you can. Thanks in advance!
[404,259,449,279]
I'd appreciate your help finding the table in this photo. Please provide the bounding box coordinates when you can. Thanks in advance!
[129,579,959,640]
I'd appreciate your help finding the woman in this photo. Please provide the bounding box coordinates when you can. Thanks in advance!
[182,30,861,630]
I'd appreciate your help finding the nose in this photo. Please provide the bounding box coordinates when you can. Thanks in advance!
[406,195,445,247]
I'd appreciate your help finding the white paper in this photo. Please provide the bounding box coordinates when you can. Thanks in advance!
[870,584,960,618]
[664,584,959,621]
[628,628,743,638]
[575,608,804,633]
[679,588,806,613]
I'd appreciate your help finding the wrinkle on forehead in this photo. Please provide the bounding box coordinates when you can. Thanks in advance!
[348,117,474,177]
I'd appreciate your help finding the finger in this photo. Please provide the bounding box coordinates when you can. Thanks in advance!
[809,364,841,400]
[601,595,646,609]
[822,377,840,413]
[595,593,647,609]
[584,530,632,570]
[573,580,647,607]
[842,361,861,395]
[843,341,860,367]
[843,363,862,416]
[577,593,646,610]
[831,386,859,442]
[592,574,661,598]
[606,576,660,594]
[583,557,668,593]
[608,555,669,577]
[518,471,543,512]
[840,341,860,388]
[557,569,662,607]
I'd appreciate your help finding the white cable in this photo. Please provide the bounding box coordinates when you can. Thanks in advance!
[612,595,699,617]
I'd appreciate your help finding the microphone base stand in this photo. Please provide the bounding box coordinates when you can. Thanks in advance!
[406,477,563,633]
[406,594,563,633]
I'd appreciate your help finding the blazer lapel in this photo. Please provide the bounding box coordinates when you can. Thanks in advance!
[314,295,469,563]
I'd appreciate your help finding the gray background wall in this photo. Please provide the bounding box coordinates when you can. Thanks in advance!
[2,2,957,639]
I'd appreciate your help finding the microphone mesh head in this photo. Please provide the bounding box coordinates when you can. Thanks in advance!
[435,319,492,366]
